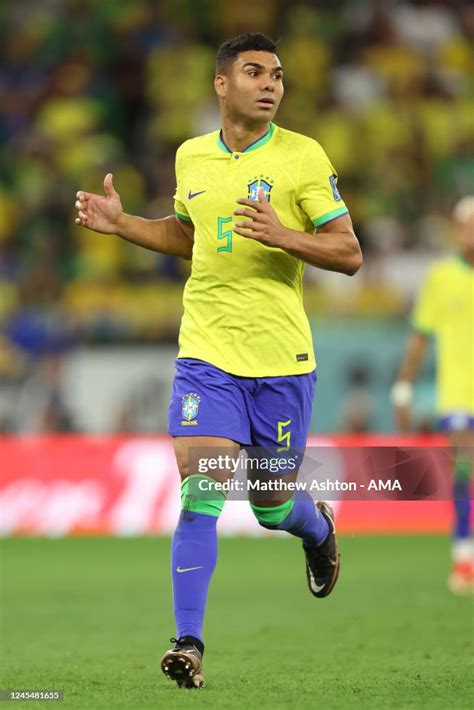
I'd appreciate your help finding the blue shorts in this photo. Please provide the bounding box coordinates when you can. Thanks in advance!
[168,358,317,449]
[439,413,474,432]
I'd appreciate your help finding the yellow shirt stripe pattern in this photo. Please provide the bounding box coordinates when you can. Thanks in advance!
[412,257,474,414]
[174,122,349,377]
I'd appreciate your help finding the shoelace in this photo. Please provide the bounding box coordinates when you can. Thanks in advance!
[170,636,196,647]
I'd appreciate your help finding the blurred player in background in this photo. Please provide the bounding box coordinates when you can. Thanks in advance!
[392,196,474,594]
[75,33,362,687]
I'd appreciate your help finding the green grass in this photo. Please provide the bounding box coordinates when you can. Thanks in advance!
[1,535,472,709]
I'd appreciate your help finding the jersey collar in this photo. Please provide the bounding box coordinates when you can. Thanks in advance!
[217,122,275,154]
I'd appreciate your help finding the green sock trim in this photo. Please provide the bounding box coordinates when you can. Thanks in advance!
[181,474,226,517]
[250,497,295,526]
[455,457,472,483]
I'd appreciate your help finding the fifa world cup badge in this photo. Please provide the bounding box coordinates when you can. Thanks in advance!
[329,174,342,202]
[181,393,201,425]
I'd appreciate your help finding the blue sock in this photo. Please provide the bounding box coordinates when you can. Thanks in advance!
[171,510,218,642]
[453,479,471,540]
[252,492,329,547]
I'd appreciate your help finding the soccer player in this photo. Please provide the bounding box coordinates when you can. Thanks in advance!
[392,196,474,594]
[75,33,362,687]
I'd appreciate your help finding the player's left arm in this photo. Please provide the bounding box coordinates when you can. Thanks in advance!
[234,189,362,276]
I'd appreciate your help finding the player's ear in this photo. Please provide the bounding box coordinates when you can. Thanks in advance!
[214,74,226,99]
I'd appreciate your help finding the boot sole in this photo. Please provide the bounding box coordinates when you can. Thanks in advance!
[161,649,204,688]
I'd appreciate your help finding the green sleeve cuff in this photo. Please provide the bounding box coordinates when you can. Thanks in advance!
[175,210,193,223]
[312,206,349,228]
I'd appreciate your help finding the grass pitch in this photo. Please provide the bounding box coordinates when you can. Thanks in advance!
[1,535,472,709]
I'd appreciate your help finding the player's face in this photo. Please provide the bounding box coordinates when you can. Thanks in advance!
[216,51,284,124]
[456,212,474,258]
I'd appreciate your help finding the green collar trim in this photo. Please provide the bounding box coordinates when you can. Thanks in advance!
[217,122,275,154]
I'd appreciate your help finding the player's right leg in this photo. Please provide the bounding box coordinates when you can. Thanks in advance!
[161,358,251,688]
[161,434,239,688]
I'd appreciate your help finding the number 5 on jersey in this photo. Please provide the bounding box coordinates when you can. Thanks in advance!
[217,216,233,253]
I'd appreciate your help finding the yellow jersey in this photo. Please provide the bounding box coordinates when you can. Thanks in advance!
[412,256,474,414]
[173,122,349,377]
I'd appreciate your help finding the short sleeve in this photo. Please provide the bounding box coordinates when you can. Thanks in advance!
[297,141,349,228]
[174,145,193,223]
[411,269,438,335]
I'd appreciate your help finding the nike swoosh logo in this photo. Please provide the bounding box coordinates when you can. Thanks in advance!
[176,565,204,573]
[308,569,326,593]
[188,190,206,200]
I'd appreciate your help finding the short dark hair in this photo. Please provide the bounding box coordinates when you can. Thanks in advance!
[216,33,279,74]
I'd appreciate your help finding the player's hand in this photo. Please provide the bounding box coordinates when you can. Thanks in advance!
[233,188,288,247]
[75,173,123,234]
[393,405,412,433]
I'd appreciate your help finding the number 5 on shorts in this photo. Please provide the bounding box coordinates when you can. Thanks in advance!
[277,419,292,452]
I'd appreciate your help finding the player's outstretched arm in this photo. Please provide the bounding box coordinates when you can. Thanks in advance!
[391,331,429,432]
[75,173,194,260]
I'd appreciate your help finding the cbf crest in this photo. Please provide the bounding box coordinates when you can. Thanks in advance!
[181,392,200,425]
[247,175,274,202]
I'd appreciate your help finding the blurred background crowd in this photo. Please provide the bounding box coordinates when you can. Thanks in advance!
[0,0,472,434]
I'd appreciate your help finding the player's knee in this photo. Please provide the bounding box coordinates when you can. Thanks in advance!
[174,450,190,479]
[180,474,226,517]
